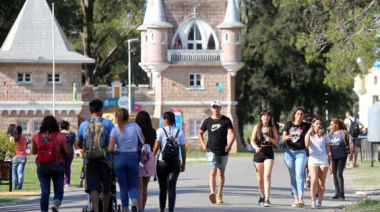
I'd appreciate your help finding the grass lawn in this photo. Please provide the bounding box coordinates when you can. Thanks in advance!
[0,195,25,203]
[345,199,380,211]
[346,166,380,186]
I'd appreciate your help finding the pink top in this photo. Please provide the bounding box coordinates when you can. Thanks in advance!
[14,136,27,158]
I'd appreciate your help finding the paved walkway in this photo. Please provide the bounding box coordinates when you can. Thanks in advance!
[1,155,359,212]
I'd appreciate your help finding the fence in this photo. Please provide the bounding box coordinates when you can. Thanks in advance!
[360,137,380,166]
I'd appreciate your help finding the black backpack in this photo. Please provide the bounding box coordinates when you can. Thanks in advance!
[161,128,180,163]
[349,118,360,138]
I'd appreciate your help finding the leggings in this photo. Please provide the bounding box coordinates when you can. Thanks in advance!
[156,160,181,212]
[332,157,347,195]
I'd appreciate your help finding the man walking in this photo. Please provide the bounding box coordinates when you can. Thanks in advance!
[198,100,235,204]
[344,110,365,168]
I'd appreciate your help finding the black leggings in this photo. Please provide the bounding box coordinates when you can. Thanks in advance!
[157,160,181,212]
[332,157,347,195]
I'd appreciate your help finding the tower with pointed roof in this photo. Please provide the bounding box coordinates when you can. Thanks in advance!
[138,0,245,152]
[0,0,94,136]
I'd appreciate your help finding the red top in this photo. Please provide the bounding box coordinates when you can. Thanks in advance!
[14,136,27,158]
[32,132,67,163]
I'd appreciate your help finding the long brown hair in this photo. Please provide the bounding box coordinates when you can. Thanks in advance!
[256,110,273,140]
[116,108,129,133]
[310,116,323,137]
[291,107,306,122]
[331,118,347,131]
[12,125,22,142]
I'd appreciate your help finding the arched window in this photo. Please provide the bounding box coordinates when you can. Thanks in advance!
[174,34,182,49]
[207,35,216,50]
[187,24,202,50]
[144,33,148,43]
[236,33,241,44]
[223,32,229,43]
[375,76,378,85]
[150,31,155,42]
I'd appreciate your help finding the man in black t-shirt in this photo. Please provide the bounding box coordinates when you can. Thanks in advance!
[198,100,235,204]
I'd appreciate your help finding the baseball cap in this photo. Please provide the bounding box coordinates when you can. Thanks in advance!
[211,100,221,107]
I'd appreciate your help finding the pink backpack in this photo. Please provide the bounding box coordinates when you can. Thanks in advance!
[135,124,152,174]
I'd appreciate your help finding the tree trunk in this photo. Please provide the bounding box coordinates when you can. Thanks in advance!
[271,103,281,132]
[238,115,246,147]
[81,0,95,85]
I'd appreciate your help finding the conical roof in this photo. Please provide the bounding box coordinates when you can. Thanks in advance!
[218,0,246,28]
[137,0,173,30]
[0,0,94,64]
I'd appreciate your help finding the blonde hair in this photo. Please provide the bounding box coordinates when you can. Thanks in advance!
[331,118,347,131]
[116,108,129,133]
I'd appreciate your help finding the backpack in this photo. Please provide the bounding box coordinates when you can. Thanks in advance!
[349,118,360,138]
[134,124,152,174]
[36,132,60,174]
[161,128,180,164]
[83,118,108,161]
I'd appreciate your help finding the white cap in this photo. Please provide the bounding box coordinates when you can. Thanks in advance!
[211,100,221,107]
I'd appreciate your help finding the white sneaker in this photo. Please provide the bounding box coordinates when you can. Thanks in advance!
[292,200,299,207]
[311,200,316,209]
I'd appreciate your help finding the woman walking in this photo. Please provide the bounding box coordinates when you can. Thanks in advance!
[32,116,71,212]
[109,108,145,212]
[305,117,333,209]
[135,111,156,212]
[328,118,353,200]
[153,111,186,212]
[282,107,311,208]
[60,121,76,187]
[8,124,28,190]
[250,110,279,207]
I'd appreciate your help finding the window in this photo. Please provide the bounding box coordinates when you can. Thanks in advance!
[236,33,242,44]
[144,33,148,43]
[17,121,28,133]
[373,95,379,105]
[150,31,155,42]
[189,120,202,137]
[207,35,216,50]
[34,122,42,132]
[189,74,202,87]
[174,34,182,49]
[187,24,202,50]
[223,32,229,43]
[163,32,168,43]
[47,74,61,83]
[375,76,378,85]
[18,73,32,83]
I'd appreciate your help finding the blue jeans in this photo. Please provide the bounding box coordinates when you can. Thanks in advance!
[12,155,27,188]
[284,149,307,198]
[114,152,139,211]
[37,162,65,212]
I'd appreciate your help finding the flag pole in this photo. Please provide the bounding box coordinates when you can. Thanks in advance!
[52,3,55,117]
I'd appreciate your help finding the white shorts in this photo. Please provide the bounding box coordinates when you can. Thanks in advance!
[309,155,329,167]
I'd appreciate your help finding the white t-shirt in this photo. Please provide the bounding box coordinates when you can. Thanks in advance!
[309,134,331,156]
[344,117,361,132]
[156,126,186,161]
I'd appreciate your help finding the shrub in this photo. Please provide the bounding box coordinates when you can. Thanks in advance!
[0,132,17,161]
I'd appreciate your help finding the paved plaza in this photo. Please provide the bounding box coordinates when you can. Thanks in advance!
[1,155,359,212]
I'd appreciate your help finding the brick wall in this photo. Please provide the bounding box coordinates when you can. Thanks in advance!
[0,63,82,101]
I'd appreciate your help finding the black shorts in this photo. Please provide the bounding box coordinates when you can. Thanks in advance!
[80,166,85,179]
[85,160,112,194]
[253,147,274,163]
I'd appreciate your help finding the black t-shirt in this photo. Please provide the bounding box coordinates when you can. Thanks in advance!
[200,115,233,156]
[283,121,311,151]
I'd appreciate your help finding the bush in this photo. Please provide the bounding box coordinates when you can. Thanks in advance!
[0,132,17,161]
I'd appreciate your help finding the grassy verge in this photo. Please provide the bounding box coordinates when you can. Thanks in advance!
[345,199,380,211]
[0,195,25,203]
[346,166,380,186]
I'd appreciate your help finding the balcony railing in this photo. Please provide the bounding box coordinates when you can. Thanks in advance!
[168,50,223,64]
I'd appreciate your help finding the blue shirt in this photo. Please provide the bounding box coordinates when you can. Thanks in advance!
[77,117,115,162]
[330,131,346,159]
[110,123,141,152]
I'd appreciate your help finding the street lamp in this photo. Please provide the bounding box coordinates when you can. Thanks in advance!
[128,39,140,113]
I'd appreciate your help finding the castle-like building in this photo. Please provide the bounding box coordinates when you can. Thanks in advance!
[0,0,245,152]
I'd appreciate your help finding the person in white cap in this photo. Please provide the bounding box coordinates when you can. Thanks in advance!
[198,100,235,204]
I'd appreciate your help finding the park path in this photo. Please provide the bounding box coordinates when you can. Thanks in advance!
[1,155,359,212]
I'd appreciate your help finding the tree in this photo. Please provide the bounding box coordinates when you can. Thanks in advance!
[236,0,356,141]
[292,0,380,87]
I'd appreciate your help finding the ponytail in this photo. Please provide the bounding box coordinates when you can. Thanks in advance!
[116,108,129,133]
[163,111,176,127]
[60,120,70,130]
[12,125,22,142]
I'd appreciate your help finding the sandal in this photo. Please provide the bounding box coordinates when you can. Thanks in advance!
[292,200,299,207]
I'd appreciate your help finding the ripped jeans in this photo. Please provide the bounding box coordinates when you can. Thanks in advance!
[206,151,228,171]
[284,149,307,198]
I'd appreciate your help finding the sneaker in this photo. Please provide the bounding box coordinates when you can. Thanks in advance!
[317,202,322,209]
[311,200,316,209]
[131,203,138,212]
[298,200,305,208]
[264,200,270,207]
[332,193,340,199]
[64,185,69,187]
[77,185,83,188]
[17,186,22,190]
[216,193,223,204]
[340,194,345,200]
[209,192,216,204]
[292,200,299,207]
[346,165,354,169]
[258,196,265,205]
[51,205,59,212]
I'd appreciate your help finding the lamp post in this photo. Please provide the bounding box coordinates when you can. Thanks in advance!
[128,39,140,112]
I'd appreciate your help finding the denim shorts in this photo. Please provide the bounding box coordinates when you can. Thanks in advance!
[206,151,228,171]
[352,137,360,146]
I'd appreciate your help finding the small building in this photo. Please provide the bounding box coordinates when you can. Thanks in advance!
[353,61,380,126]
[0,0,94,136]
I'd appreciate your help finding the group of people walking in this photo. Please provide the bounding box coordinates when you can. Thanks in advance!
[6,99,368,212]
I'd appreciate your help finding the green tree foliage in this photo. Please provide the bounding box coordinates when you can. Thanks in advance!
[236,0,356,140]
[290,0,380,87]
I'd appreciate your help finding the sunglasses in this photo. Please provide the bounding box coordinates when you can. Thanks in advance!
[306,118,313,122]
